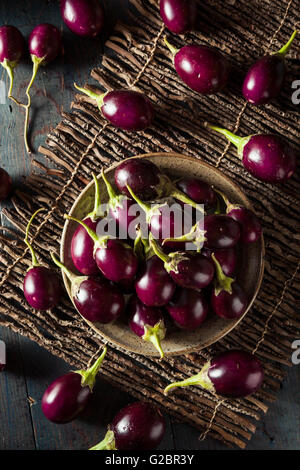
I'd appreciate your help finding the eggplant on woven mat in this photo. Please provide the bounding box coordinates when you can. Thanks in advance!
[0,0,299,448]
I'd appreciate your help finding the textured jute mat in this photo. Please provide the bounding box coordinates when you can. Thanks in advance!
[0,0,299,448]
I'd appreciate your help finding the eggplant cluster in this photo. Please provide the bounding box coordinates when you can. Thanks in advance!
[60,158,262,359]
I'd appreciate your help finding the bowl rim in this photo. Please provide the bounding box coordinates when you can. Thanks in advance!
[60,152,265,356]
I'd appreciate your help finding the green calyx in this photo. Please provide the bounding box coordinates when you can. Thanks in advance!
[89,430,117,451]
[164,361,214,395]
[149,233,188,274]
[74,346,107,391]
[74,83,107,110]
[143,319,166,359]
[154,174,202,211]
[276,30,298,57]
[50,253,87,298]
[86,173,105,221]
[24,208,45,269]
[213,188,241,214]
[208,125,252,159]
[212,253,234,296]
[126,184,165,224]
[101,168,127,211]
[163,222,206,252]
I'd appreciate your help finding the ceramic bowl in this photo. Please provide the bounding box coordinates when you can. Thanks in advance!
[61,152,264,357]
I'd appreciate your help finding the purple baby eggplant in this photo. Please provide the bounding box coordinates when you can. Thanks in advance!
[65,215,139,284]
[150,235,214,290]
[0,25,25,104]
[164,38,230,94]
[209,125,297,183]
[204,215,241,250]
[166,287,209,330]
[214,188,262,243]
[101,169,142,237]
[71,217,99,275]
[75,85,155,131]
[160,0,197,34]
[60,0,104,37]
[164,349,264,397]
[135,255,176,307]
[127,184,194,245]
[115,158,162,200]
[114,157,203,209]
[176,177,216,208]
[42,347,107,423]
[242,30,297,105]
[25,24,62,153]
[71,174,105,275]
[24,266,61,311]
[210,254,247,319]
[128,296,166,358]
[202,247,237,277]
[51,254,124,323]
[29,23,62,65]
[0,168,12,201]
[227,207,262,243]
[90,401,166,450]
[23,209,61,310]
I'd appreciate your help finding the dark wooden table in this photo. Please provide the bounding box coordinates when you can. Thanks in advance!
[1,0,299,451]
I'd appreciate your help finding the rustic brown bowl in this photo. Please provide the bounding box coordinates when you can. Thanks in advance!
[61,153,264,357]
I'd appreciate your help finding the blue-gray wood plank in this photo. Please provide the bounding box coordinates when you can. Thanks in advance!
[0,0,299,450]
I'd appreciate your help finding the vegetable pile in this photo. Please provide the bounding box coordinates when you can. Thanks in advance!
[55,157,262,359]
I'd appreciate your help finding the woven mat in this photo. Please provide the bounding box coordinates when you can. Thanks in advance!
[0,0,299,448]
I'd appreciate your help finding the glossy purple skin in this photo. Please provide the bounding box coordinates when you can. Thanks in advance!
[242,134,297,183]
[176,177,216,207]
[174,45,230,94]
[211,282,247,319]
[242,55,286,105]
[114,158,161,200]
[160,0,197,34]
[170,253,215,290]
[0,25,24,63]
[204,215,241,250]
[23,266,61,310]
[101,90,155,131]
[150,204,193,244]
[60,0,104,37]
[73,276,125,323]
[208,350,264,397]
[71,217,99,275]
[109,196,144,235]
[111,402,166,450]
[227,207,262,244]
[95,239,138,283]
[29,23,62,63]
[167,287,208,330]
[0,168,12,201]
[135,256,176,307]
[42,372,91,423]
[202,247,237,277]
[128,296,164,337]
[151,203,193,252]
